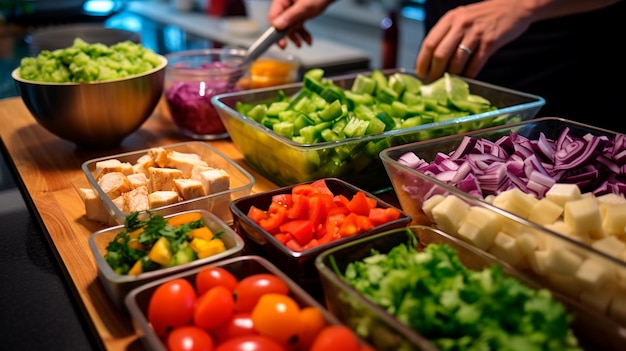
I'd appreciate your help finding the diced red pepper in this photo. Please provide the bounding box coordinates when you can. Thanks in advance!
[324,213,346,238]
[338,212,360,237]
[279,219,314,246]
[356,214,374,232]
[285,238,305,252]
[292,184,320,196]
[308,195,329,232]
[287,193,310,219]
[347,191,373,216]
[258,201,287,233]
[310,179,334,195]
[368,207,402,226]
[273,232,290,244]
[272,193,292,208]
[247,205,267,224]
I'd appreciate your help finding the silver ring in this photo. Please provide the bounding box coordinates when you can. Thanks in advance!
[458,44,473,55]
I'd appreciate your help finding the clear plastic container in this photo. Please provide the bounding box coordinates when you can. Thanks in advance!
[316,225,626,350]
[80,141,255,225]
[212,70,545,191]
[380,117,626,327]
[89,209,244,309]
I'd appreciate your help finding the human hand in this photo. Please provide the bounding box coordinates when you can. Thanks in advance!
[415,0,533,82]
[268,0,334,49]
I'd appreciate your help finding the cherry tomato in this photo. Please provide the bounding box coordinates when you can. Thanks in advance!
[234,274,289,313]
[167,325,215,351]
[148,278,197,338]
[195,267,239,296]
[250,293,301,347]
[310,325,360,351]
[296,307,327,351]
[194,285,235,330]
[215,334,287,351]
[211,312,257,344]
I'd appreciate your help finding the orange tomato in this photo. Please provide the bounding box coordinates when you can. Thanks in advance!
[250,293,301,348]
[295,307,327,351]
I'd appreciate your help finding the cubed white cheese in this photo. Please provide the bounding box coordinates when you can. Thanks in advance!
[591,236,626,258]
[545,183,582,207]
[528,198,563,225]
[422,194,445,223]
[544,247,583,276]
[488,231,522,266]
[600,202,626,236]
[456,206,501,251]
[492,188,538,219]
[575,258,610,292]
[563,196,603,238]
[431,195,470,235]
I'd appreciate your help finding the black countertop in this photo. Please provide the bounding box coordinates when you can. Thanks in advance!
[0,146,99,350]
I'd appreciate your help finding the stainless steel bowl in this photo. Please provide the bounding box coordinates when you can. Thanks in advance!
[11,54,167,148]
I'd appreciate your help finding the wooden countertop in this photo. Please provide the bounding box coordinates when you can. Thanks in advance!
[0,96,279,350]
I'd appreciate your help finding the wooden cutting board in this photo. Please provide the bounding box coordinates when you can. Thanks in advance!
[0,96,278,350]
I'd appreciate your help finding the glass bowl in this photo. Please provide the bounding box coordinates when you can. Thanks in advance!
[164,48,250,140]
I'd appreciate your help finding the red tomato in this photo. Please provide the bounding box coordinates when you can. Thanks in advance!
[250,293,301,347]
[148,278,197,338]
[211,312,257,345]
[215,334,287,351]
[195,267,239,296]
[194,285,235,330]
[167,325,215,351]
[234,274,290,313]
[310,325,360,351]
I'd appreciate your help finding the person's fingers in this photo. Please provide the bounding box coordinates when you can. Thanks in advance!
[415,21,451,80]
[447,38,477,76]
